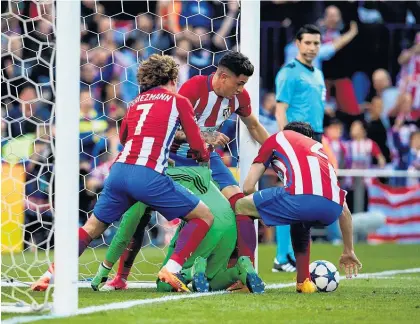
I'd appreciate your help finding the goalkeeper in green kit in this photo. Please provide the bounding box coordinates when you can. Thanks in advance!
[91,166,264,293]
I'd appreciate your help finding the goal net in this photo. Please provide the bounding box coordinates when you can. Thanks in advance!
[1,0,252,313]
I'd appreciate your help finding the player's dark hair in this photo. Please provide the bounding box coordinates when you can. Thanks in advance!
[137,54,179,92]
[284,122,314,139]
[296,24,321,41]
[217,51,254,77]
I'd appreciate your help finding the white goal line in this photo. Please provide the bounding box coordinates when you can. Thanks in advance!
[3,267,420,324]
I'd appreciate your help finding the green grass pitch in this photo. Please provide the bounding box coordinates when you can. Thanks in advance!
[2,243,420,323]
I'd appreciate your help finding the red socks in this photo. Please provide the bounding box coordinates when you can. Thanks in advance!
[78,227,92,257]
[117,211,150,279]
[229,193,256,264]
[117,238,141,280]
[290,223,311,283]
[170,218,210,266]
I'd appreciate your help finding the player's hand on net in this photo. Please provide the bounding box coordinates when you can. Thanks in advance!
[202,131,230,147]
[339,251,362,279]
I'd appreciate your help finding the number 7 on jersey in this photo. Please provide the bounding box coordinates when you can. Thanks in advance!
[134,103,154,135]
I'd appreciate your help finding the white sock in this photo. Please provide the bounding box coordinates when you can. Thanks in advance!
[164,259,182,273]
[42,269,53,279]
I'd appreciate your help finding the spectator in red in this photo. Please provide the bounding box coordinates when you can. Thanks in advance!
[320,6,361,122]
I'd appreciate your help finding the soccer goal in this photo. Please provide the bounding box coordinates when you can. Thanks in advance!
[1,0,260,315]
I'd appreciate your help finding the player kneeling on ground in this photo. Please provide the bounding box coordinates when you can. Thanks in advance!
[234,121,362,293]
[31,54,213,293]
[91,165,264,293]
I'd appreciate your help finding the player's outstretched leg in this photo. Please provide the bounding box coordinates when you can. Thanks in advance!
[91,203,149,291]
[291,223,317,293]
[31,223,103,291]
[30,264,54,291]
[191,257,210,292]
[101,207,152,291]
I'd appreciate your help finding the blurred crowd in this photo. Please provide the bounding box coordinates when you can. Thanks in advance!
[1,1,419,247]
[256,1,420,216]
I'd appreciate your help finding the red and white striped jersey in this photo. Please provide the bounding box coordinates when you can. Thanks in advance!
[253,130,346,205]
[346,139,382,169]
[398,50,420,115]
[171,74,252,156]
[117,87,209,173]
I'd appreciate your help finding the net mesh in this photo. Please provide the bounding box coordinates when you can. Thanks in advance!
[1,0,240,312]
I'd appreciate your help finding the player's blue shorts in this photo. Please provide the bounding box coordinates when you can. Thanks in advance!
[93,163,200,224]
[169,151,238,190]
[253,186,343,227]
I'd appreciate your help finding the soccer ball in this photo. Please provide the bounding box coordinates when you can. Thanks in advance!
[309,260,340,292]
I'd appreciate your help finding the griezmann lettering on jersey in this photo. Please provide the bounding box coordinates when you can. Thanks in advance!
[116,87,209,173]
[253,130,346,205]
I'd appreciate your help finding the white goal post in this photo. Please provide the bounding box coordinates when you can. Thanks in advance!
[238,0,261,272]
[54,0,80,316]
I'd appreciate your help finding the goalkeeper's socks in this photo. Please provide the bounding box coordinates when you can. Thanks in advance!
[170,218,210,269]
[290,223,311,283]
[78,227,92,257]
[91,262,111,291]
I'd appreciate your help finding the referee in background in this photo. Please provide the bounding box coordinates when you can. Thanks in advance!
[275,24,326,143]
[271,25,327,273]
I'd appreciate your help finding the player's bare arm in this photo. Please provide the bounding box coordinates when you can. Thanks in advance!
[338,202,362,278]
[202,131,230,147]
[240,113,270,145]
[377,154,386,169]
[331,21,358,52]
[275,102,289,131]
[175,129,230,147]
[243,163,266,195]
[233,163,267,219]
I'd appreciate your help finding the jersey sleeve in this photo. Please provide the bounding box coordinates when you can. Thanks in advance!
[178,76,202,107]
[253,135,276,167]
[175,95,210,162]
[235,89,252,117]
[275,66,297,104]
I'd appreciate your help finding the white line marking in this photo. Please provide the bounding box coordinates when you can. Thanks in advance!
[4,268,420,324]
